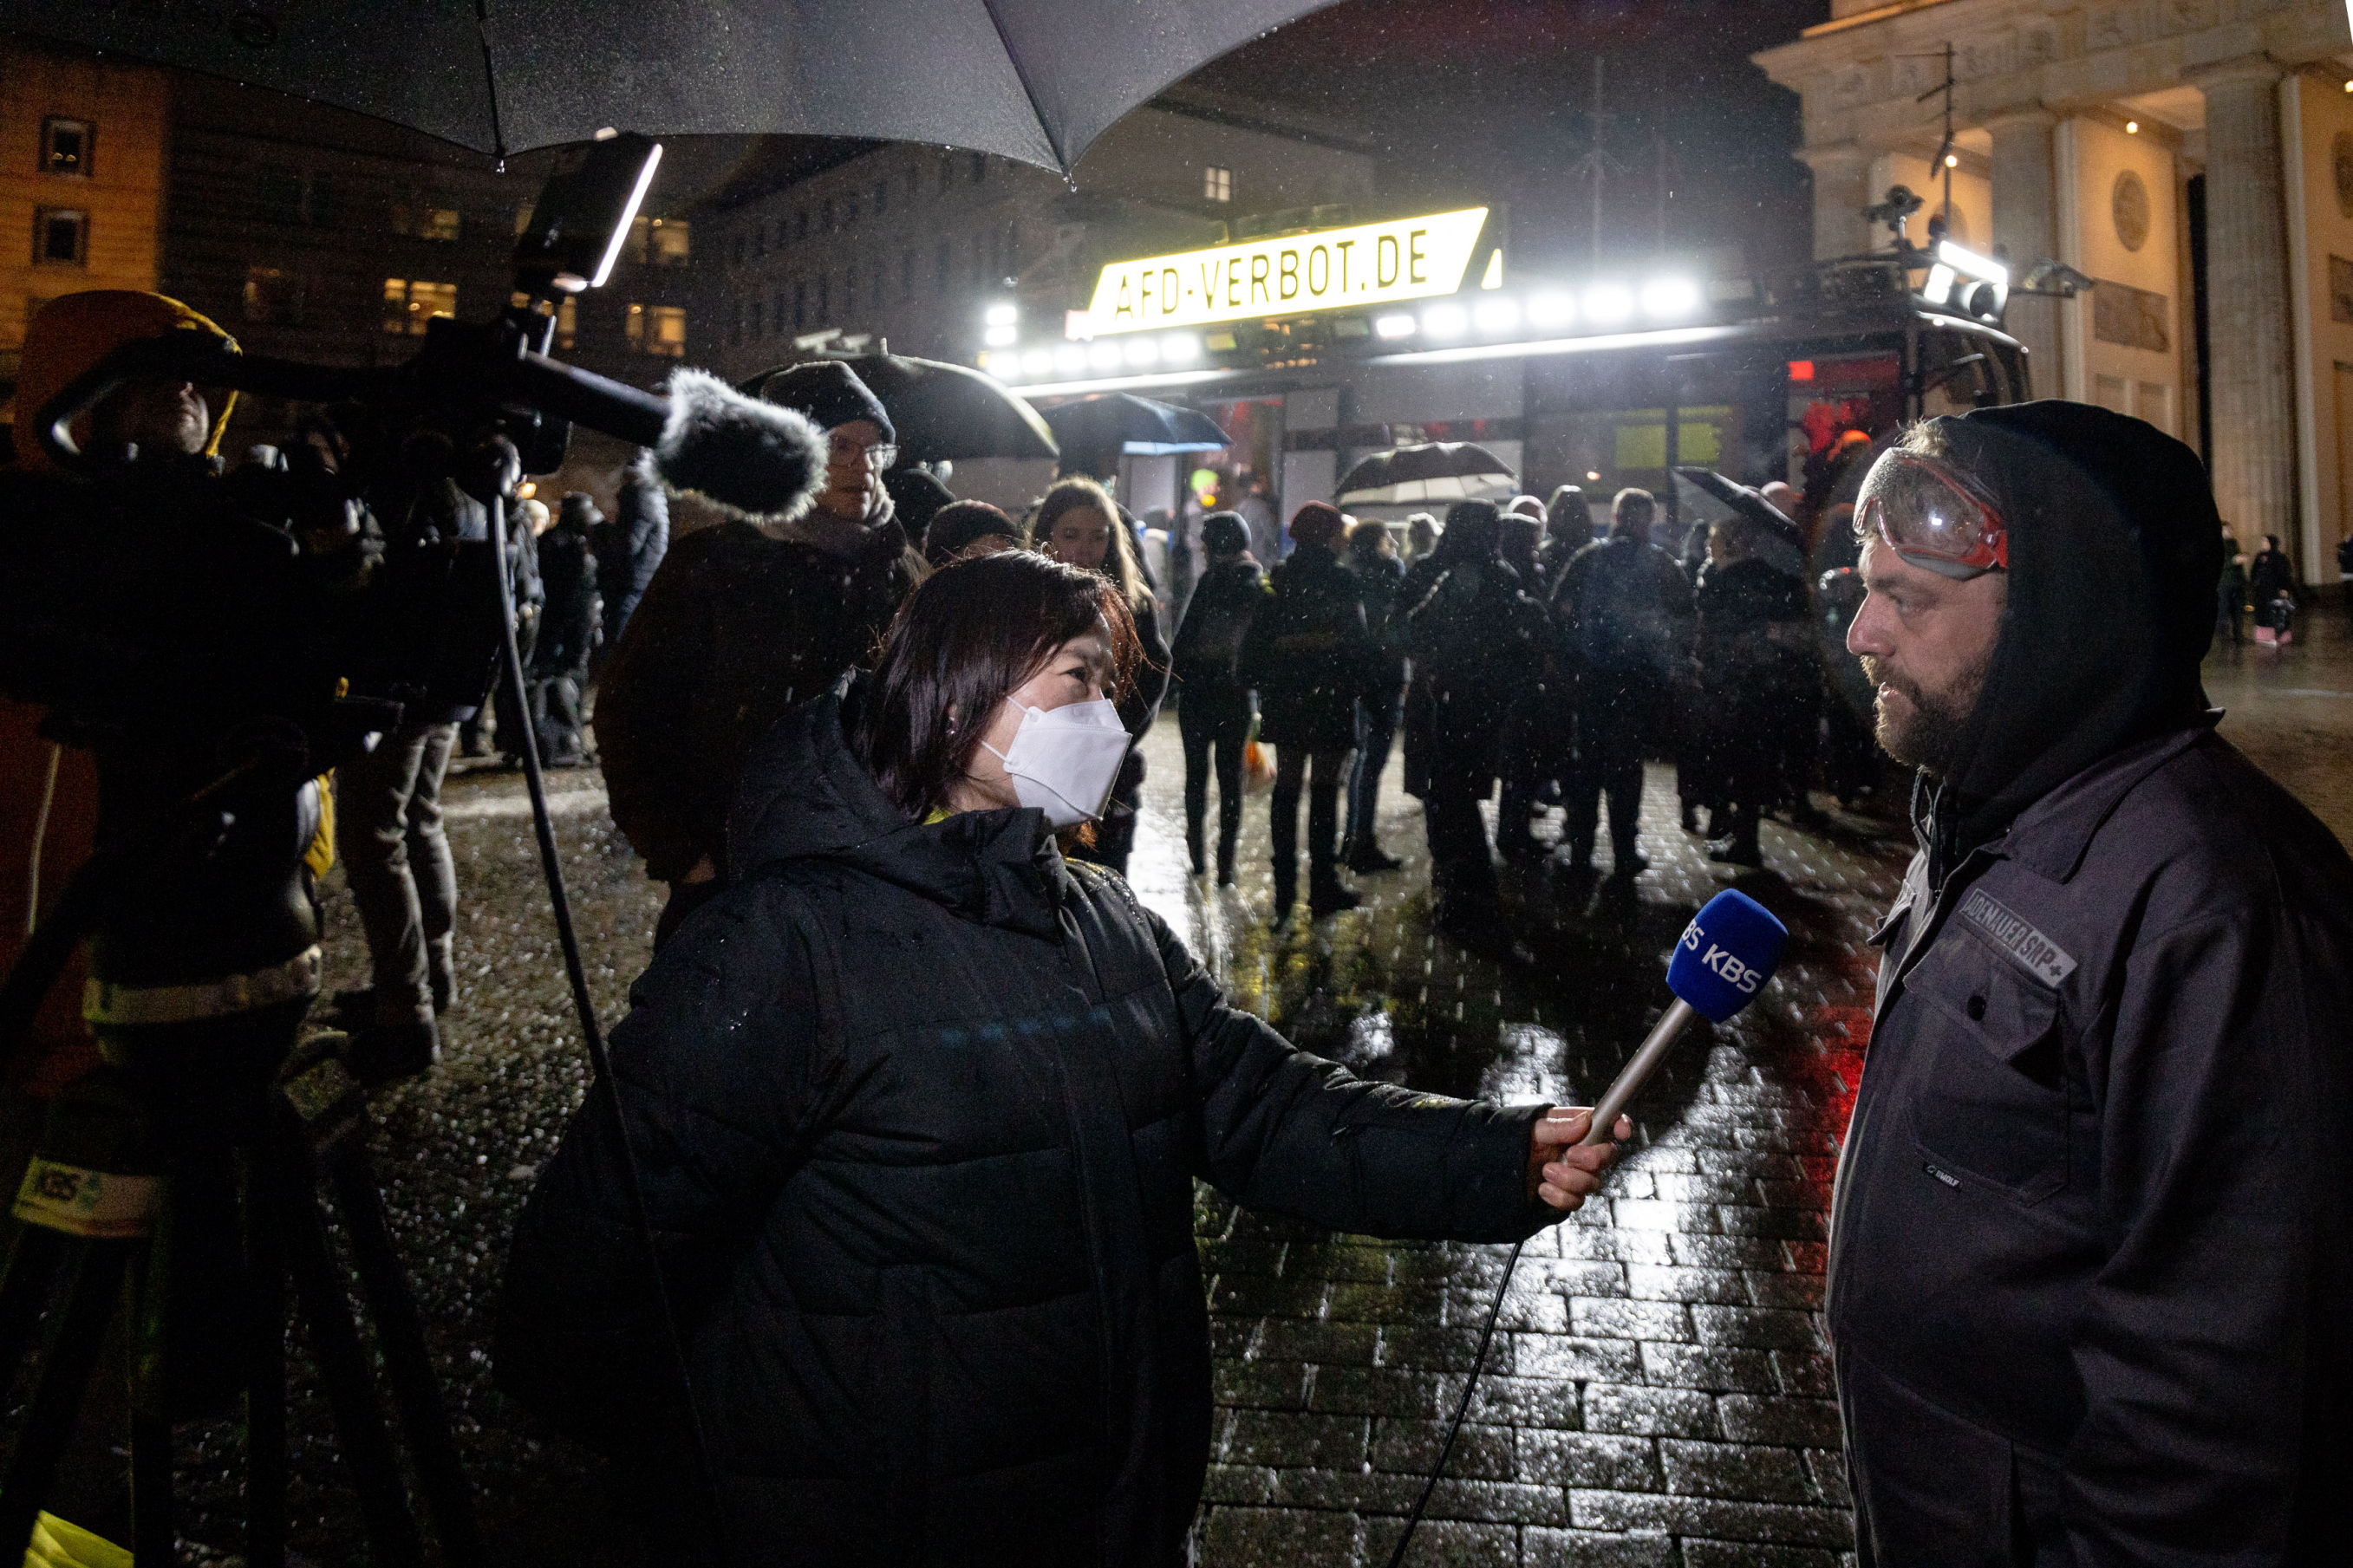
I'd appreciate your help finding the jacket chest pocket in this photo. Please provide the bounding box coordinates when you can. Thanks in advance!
[1903,932,2070,1206]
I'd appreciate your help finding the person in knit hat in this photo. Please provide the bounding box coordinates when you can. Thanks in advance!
[595,360,918,945]
[1237,500,1372,919]
[1833,401,2353,1560]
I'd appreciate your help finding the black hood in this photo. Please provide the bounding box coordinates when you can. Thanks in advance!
[1927,401,2220,861]
[726,686,1072,940]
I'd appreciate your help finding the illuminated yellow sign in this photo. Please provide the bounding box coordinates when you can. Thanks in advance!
[1085,207,1490,335]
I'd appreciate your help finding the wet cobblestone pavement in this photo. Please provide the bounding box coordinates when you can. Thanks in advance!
[149,612,2347,1565]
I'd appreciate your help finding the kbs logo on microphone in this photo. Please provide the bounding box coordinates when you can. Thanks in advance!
[1680,920,1763,995]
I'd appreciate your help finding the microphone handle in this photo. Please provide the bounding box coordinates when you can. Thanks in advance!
[1581,999,1699,1146]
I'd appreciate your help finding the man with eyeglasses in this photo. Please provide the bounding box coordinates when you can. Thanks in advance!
[1830,403,2353,1563]
[596,360,921,945]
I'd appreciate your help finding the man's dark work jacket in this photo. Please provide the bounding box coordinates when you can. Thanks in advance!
[496,692,1550,1567]
[1833,718,2353,1564]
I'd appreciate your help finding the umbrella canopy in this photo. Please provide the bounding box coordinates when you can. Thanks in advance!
[1,0,1341,173]
[740,354,1058,465]
[1043,394,1229,459]
[1673,467,1809,579]
[1335,442,1518,507]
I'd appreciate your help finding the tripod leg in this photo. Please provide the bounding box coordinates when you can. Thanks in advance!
[126,1206,171,1565]
[0,1225,68,1384]
[0,1239,131,1557]
[323,1138,486,1567]
[273,1155,426,1568]
[238,1145,288,1568]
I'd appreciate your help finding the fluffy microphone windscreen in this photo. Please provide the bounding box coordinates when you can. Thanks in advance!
[651,367,827,523]
[1668,890,1789,1023]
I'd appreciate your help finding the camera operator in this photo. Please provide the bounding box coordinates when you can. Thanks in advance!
[594,361,919,947]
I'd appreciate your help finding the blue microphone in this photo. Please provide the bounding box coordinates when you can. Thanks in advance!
[1581,889,1790,1144]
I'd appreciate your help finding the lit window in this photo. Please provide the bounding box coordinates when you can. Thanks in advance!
[242,265,304,323]
[34,209,87,266]
[420,205,460,242]
[555,296,577,351]
[1203,166,1233,204]
[652,218,689,265]
[42,119,92,178]
[623,301,644,348]
[382,277,456,335]
[514,200,536,237]
[646,304,687,357]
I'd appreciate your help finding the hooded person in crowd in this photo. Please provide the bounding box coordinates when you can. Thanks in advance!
[1834,403,2353,1563]
[1239,501,1373,920]
[1168,511,1265,884]
[530,491,602,766]
[1691,512,1812,869]
[1342,517,1408,873]
[1537,484,1590,593]
[497,547,1633,1567]
[1401,500,1544,947]
[1495,495,1565,865]
[2248,531,2295,642]
[922,498,1021,569]
[1551,489,1694,876]
[883,465,956,553]
[592,463,669,658]
[1028,476,1170,879]
[596,360,919,946]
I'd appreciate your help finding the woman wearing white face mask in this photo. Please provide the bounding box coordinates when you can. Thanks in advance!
[500,548,1631,1566]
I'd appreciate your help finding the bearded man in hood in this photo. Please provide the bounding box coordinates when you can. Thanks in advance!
[1833,402,2353,1564]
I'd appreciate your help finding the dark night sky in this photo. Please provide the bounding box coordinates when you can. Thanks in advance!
[1189,0,1833,277]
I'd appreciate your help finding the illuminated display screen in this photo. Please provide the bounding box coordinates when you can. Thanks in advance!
[1085,207,1490,335]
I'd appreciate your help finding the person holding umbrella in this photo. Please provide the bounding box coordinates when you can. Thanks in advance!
[596,361,920,946]
[1029,475,1169,878]
[1240,502,1375,920]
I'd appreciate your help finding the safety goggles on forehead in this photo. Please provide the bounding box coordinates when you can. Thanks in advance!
[1854,449,2008,579]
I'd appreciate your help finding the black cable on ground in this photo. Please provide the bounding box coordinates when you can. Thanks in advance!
[1383,1238,1524,1568]
[489,503,725,1543]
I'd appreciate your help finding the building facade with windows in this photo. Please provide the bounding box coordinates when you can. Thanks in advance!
[692,86,1379,381]
[1756,0,2353,584]
[0,38,170,401]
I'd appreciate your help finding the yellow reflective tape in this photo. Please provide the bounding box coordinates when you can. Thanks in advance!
[12,1157,160,1239]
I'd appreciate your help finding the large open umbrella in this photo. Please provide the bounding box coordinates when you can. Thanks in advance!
[740,354,1058,464]
[1336,442,1517,507]
[1674,466,1809,579]
[0,0,1341,172]
[1042,394,1227,478]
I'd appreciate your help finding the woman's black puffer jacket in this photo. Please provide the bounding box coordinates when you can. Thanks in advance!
[496,690,1549,1567]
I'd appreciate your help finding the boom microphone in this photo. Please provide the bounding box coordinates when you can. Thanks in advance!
[1582,888,1790,1144]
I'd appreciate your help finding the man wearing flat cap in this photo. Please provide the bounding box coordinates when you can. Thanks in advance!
[1834,401,2353,1562]
[596,360,918,945]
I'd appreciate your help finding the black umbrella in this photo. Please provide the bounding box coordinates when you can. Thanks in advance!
[1335,442,1517,507]
[1042,394,1227,478]
[1,0,1340,172]
[740,354,1058,465]
[1674,466,1809,579]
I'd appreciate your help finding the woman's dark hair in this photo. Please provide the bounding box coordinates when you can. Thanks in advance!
[854,550,1140,818]
[1346,518,1393,563]
[923,499,1019,568]
[1029,475,1147,610]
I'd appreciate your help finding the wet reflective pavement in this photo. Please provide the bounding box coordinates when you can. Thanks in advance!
[164,610,2348,1565]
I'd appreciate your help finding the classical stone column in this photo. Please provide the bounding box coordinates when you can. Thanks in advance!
[1798,142,1874,260]
[2193,57,2300,554]
[1987,109,2061,398]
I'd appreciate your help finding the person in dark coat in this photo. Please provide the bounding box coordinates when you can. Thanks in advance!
[531,491,602,766]
[1835,403,2353,1565]
[2214,531,2247,647]
[1168,511,1265,884]
[1239,501,1372,920]
[471,493,544,759]
[1691,516,1812,868]
[1496,496,1567,864]
[495,550,1631,1567]
[595,360,919,947]
[592,462,669,658]
[883,465,955,553]
[2249,531,2295,641]
[1536,485,1590,595]
[1030,475,1170,879]
[1550,489,1694,876]
[1343,518,1407,873]
[1401,501,1543,945]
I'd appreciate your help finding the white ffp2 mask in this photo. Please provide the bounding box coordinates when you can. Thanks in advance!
[980,699,1132,828]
